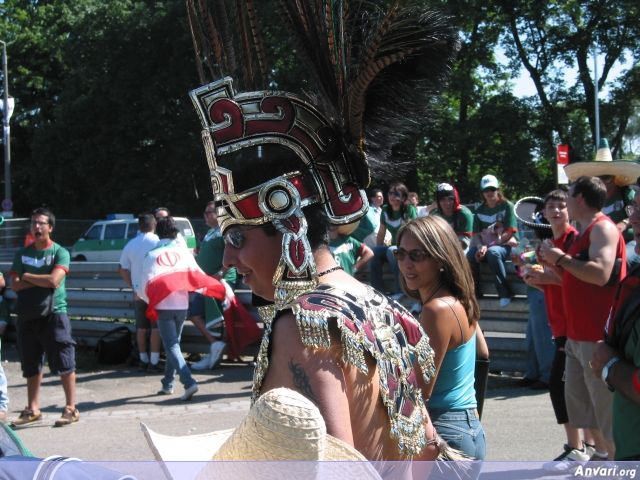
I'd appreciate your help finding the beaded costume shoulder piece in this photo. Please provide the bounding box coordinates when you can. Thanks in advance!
[253,284,436,457]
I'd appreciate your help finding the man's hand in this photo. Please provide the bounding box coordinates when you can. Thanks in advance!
[475,245,488,262]
[591,340,617,379]
[538,240,565,266]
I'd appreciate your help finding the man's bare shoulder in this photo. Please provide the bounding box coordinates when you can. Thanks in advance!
[590,217,620,243]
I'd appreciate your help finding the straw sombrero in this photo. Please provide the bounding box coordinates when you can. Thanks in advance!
[564,139,640,186]
[142,388,381,480]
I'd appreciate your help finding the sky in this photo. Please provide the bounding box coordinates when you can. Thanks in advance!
[508,53,629,99]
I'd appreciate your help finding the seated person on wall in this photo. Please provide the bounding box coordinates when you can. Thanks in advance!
[431,182,474,252]
[466,174,518,308]
[407,191,430,218]
[370,181,417,298]
[328,225,374,277]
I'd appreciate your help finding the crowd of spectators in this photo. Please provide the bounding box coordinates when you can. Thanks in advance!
[1,166,638,463]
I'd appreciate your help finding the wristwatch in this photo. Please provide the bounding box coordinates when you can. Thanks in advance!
[601,356,621,391]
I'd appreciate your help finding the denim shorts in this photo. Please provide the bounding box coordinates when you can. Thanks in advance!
[430,407,486,460]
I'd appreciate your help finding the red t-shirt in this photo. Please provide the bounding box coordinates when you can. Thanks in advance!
[542,226,578,338]
[562,214,627,342]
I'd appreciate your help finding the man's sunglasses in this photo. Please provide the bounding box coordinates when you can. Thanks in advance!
[223,226,262,249]
[394,248,430,262]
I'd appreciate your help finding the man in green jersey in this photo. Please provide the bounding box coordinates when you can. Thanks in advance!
[9,208,79,427]
[189,201,236,370]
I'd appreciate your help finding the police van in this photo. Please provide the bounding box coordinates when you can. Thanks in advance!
[70,214,196,262]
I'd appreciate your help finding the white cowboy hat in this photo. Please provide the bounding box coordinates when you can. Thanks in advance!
[564,139,640,186]
[142,388,381,480]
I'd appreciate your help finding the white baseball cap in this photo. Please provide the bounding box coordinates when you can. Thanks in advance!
[480,174,499,191]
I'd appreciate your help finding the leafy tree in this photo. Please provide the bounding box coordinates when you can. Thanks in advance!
[2,0,209,217]
[499,0,640,158]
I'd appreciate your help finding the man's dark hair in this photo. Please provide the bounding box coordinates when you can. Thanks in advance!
[156,216,179,240]
[571,176,606,211]
[543,189,567,207]
[369,188,383,199]
[153,206,170,217]
[138,213,156,233]
[30,207,55,228]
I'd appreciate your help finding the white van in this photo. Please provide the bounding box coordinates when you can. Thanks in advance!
[70,215,196,261]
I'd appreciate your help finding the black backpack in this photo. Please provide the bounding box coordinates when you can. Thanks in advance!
[95,326,133,365]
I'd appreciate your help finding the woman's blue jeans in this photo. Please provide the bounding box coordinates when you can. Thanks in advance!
[524,287,554,383]
[467,245,513,299]
[430,408,486,460]
[156,310,196,391]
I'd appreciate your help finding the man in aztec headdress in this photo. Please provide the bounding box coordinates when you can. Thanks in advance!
[186,0,460,461]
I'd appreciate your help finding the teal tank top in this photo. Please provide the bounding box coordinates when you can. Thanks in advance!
[429,330,477,411]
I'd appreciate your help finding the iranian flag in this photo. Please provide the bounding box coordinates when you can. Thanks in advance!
[141,243,226,321]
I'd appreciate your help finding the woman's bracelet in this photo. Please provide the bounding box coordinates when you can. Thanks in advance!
[555,253,568,267]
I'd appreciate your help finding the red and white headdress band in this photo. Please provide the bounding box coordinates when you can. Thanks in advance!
[190,77,368,306]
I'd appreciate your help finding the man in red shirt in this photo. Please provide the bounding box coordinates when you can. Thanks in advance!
[539,176,626,460]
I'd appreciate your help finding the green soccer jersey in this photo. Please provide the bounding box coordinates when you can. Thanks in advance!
[473,200,518,239]
[433,205,474,236]
[380,205,417,244]
[329,236,363,276]
[196,227,237,284]
[11,241,70,314]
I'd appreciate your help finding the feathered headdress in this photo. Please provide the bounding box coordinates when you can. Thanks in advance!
[187,0,458,306]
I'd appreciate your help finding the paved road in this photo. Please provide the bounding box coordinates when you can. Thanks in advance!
[1,341,564,463]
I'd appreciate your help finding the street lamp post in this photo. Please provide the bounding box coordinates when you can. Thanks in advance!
[1,40,12,218]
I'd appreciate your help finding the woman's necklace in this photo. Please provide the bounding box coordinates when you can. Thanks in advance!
[422,283,442,306]
[317,265,343,277]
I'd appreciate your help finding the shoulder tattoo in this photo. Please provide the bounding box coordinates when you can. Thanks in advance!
[288,359,318,404]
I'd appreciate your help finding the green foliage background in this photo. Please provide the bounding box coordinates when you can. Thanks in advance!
[1,0,639,217]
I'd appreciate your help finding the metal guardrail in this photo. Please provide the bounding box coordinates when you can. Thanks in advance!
[0,261,256,354]
[0,261,530,372]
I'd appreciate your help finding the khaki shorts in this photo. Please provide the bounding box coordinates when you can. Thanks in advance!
[564,339,614,442]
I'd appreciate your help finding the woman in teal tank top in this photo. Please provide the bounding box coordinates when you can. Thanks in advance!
[397,216,487,459]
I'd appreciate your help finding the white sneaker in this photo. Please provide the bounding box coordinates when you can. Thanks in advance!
[583,442,596,458]
[544,444,590,472]
[180,383,198,401]
[499,297,512,308]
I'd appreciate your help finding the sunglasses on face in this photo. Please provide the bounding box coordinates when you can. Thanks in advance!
[394,247,430,262]
[389,191,402,198]
[483,187,497,193]
[223,226,263,249]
